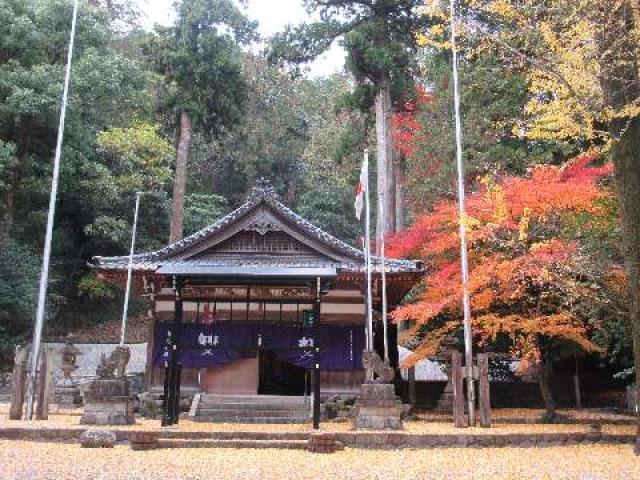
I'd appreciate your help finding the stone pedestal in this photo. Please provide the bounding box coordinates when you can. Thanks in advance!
[436,371,454,412]
[55,379,82,406]
[81,378,135,425]
[354,383,403,430]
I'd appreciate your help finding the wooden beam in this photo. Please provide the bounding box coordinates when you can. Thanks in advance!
[478,353,491,428]
[452,352,466,428]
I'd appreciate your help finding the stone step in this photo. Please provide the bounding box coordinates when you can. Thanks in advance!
[192,395,310,424]
[0,394,11,403]
[157,438,309,450]
[197,402,309,412]
[191,416,310,424]
[198,395,307,405]
[158,431,310,441]
[196,408,309,418]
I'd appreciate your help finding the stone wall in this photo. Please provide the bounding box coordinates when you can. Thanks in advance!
[397,378,626,410]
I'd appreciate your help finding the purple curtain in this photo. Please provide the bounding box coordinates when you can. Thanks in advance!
[153,322,364,371]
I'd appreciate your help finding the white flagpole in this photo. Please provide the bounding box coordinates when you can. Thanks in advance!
[364,150,374,354]
[378,192,389,364]
[450,0,476,426]
[25,0,79,420]
[120,192,142,346]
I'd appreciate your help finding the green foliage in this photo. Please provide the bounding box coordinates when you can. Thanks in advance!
[0,0,158,362]
[0,240,39,330]
[145,0,257,137]
[83,215,131,247]
[297,178,362,243]
[0,239,63,364]
[401,52,569,213]
[97,121,174,191]
[269,1,429,107]
[196,55,310,204]
[0,140,17,191]
[77,273,117,300]
[183,193,227,236]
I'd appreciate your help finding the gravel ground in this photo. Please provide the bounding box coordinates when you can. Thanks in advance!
[0,440,638,480]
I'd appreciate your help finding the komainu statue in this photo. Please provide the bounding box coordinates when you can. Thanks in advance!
[362,350,394,383]
[95,346,130,379]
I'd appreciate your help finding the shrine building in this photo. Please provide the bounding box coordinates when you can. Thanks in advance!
[91,183,421,422]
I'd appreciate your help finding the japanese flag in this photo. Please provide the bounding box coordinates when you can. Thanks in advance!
[355,151,368,220]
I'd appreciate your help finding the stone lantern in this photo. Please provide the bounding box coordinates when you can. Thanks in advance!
[435,335,459,412]
[54,336,83,406]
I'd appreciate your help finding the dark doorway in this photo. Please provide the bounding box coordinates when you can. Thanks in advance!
[258,350,308,396]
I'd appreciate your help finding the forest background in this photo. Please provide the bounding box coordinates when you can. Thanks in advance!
[0,0,634,401]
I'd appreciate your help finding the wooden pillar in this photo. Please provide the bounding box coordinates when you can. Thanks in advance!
[164,276,184,426]
[171,277,184,425]
[573,375,582,410]
[161,361,171,426]
[574,354,582,410]
[9,346,28,420]
[312,276,321,430]
[452,352,466,428]
[35,349,51,420]
[143,282,157,392]
[478,353,491,428]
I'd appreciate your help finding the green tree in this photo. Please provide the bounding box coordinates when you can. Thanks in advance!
[0,0,157,360]
[269,0,430,242]
[396,52,567,214]
[194,55,311,205]
[96,121,174,192]
[144,0,257,243]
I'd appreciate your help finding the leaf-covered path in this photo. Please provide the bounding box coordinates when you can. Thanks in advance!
[0,440,639,480]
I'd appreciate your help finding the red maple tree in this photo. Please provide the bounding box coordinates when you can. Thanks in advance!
[387,155,616,415]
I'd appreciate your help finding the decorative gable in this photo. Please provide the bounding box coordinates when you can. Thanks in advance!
[91,180,421,276]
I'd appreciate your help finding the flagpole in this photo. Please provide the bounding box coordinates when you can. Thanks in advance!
[378,192,389,364]
[25,0,79,420]
[364,150,374,354]
[120,192,142,346]
[450,0,476,426]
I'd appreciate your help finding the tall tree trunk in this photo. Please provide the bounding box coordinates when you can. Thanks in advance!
[375,77,394,252]
[394,152,405,231]
[611,118,640,454]
[537,353,556,420]
[595,0,640,454]
[169,109,192,244]
[387,149,396,233]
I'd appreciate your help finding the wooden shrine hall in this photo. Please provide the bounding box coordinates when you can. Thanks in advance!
[91,182,422,425]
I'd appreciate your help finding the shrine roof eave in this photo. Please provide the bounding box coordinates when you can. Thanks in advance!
[92,264,423,289]
[90,259,423,276]
[155,265,337,278]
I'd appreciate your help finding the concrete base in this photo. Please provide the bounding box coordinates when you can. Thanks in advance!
[354,383,403,430]
[81,378,135,425]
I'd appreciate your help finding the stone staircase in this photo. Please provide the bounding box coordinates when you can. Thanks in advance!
[189,394,311,424]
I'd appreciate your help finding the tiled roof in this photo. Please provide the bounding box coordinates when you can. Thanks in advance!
[91,182,422,275]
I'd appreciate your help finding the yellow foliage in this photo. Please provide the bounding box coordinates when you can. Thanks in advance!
[518,207,531,241]
[418,0,640,146]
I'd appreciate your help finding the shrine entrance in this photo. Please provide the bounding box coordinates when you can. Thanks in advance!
[258,350,309,396]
